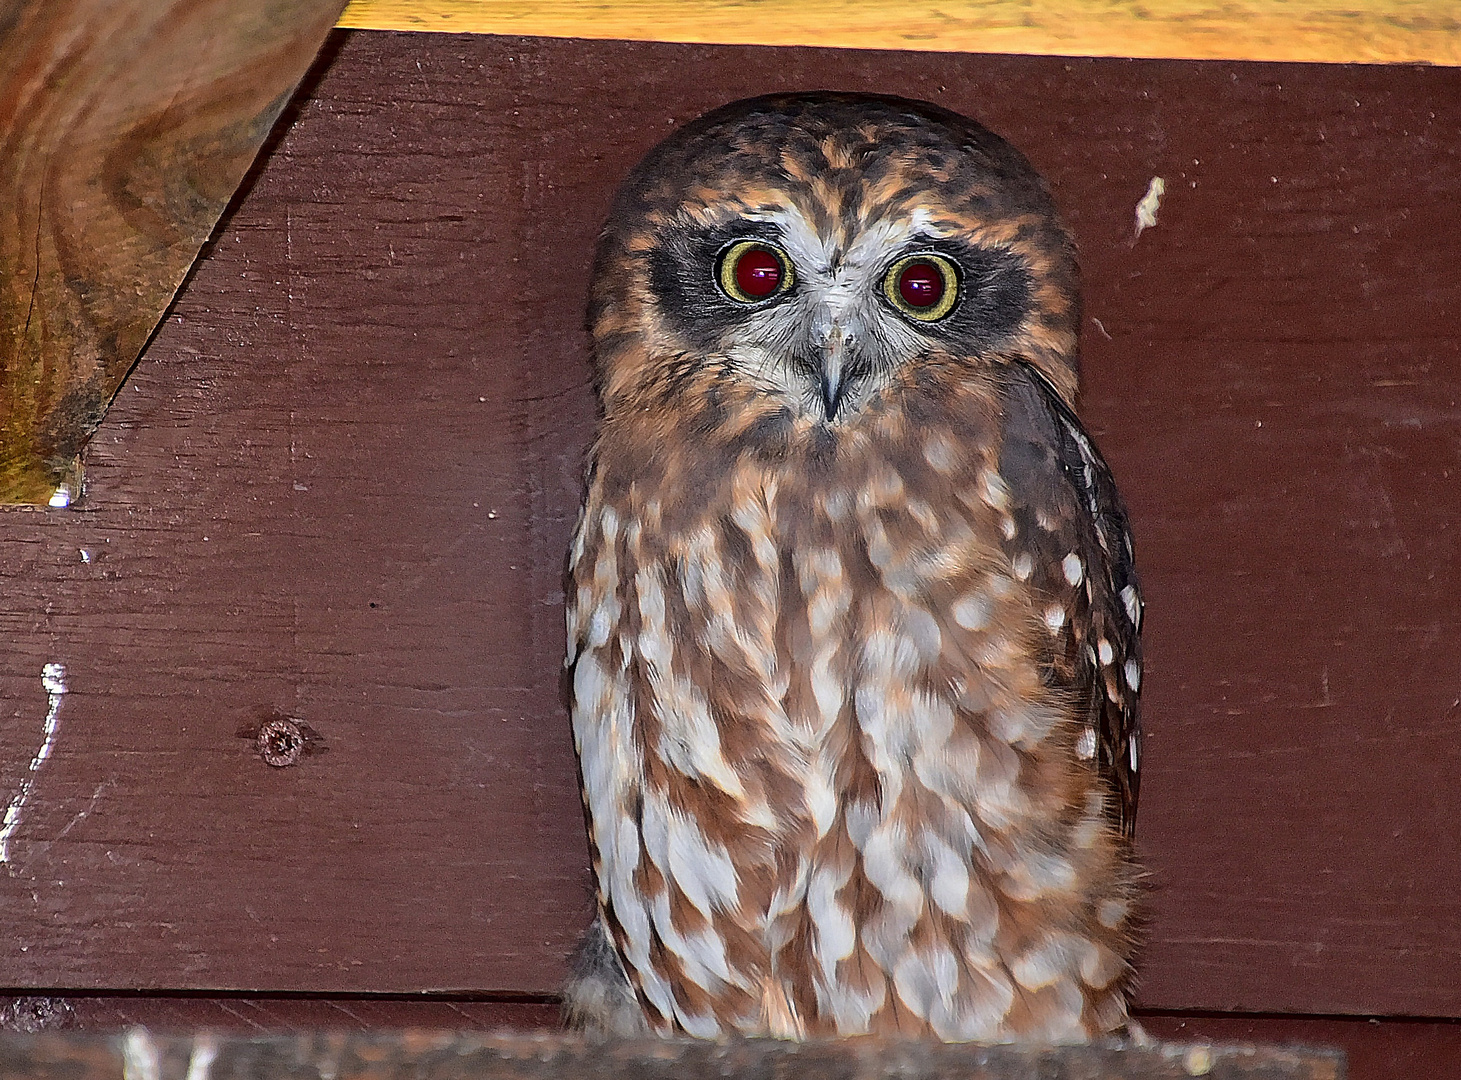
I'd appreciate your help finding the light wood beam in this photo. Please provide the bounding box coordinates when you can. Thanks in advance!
[337,0,1461,66]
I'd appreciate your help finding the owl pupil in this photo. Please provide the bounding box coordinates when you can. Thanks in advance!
[898,261,945,308]
[734,248,783,297]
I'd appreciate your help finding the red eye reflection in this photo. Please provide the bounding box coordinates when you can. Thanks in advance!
[734,246,783,298]
[897,260,945,308]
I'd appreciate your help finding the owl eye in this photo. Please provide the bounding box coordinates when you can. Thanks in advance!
[884,253,959,322]
[718,240,794,303]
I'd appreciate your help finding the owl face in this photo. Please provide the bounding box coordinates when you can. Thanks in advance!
[592,93,1083,427]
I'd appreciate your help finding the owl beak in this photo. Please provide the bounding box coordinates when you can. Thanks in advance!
[818,324,852,419]
[820,359,846,419]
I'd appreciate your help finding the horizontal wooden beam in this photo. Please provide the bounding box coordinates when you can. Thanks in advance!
[335,0,1461,66]
[0,1032,1344,1080]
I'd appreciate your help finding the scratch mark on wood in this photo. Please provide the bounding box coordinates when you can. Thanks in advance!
[47,780,111,850]
[0,663,67,864]
[213,1003,270,1035]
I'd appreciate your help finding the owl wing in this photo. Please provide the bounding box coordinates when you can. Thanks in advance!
[996,361,1143,837]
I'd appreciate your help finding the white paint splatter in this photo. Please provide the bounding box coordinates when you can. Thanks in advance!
[1133,176,1166,240]
[0,663,67,863]
[47,485,71,509]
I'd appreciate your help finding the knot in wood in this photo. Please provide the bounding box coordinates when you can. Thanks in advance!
[257,718,304,767]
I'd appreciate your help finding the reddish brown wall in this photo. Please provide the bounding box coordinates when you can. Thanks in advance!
[2,30,1459,1060]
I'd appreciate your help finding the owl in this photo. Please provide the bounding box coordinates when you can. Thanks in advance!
[564,92,1142,1043]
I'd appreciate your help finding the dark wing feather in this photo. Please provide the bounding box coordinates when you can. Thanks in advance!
[996,361,1143,837]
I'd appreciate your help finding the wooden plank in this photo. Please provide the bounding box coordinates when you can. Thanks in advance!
[10,994,1459,1080]
[3,31,1461,1018]
[1141,1015,1461,1080]
[0,1032,1347,1080]
[0,995,560,1034]
[0,0,347,505]
[0,29,592,995]
[335,0,1461,66]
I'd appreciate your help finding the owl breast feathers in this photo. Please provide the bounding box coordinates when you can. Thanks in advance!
[564,92,1143,1042]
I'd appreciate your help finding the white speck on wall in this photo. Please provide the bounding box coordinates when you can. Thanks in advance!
[80,549,91,563]
[1133,176,1166,240]
[0,663,68,863]
[48,485,71,508]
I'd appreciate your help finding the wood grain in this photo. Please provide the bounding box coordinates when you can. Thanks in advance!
[0,1032,1346,1080]
[0,0,347,505]
[335,0,1461,66]
[2,31,1461,1018]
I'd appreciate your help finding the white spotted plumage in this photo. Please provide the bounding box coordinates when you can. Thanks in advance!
[564,92,1143,1043]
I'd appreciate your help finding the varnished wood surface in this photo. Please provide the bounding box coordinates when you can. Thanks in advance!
[0,1031,1346,1080]
[0,0,346,504]
[2,32,1461,1018]
[335,0,1461,66]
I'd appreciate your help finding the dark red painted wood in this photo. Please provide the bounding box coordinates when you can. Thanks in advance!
[1,31,1459,1017]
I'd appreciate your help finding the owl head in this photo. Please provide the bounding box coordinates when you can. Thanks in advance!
[590,92,1081,436]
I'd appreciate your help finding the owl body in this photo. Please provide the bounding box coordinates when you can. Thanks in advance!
[566,94,1142,1042]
